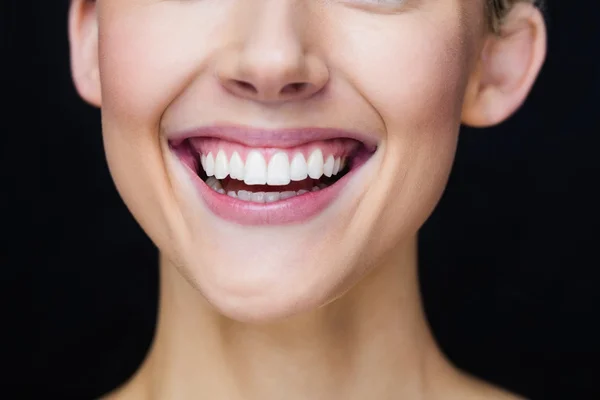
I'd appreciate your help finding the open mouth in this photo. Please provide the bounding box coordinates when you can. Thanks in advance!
[175,138,371,200]
[169,128,376,224]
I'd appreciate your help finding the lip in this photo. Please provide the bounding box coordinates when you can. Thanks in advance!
[169,125,377,225]
[168,125,379,151]
[183,164,360,225]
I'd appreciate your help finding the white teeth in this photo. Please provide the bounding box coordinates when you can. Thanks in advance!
[238,190,252,201]
[244,150,268,185]
[332,157,341,175]
[307,149,324,179]
[267,152,291,186]
[214,150,229,179]
[202,143,346,200]
[290,153,308,181]
[265,192,281,203]
[251,192,266,203]
[208,187,327,201]
[205,177,217,187]
[205,177,223,191]
[229,151,245,180]
[204,152,215,176]
[200,147,347,184]
[323,155,335,177]
[280,191,296,200]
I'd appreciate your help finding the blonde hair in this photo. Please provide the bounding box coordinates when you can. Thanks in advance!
[488,0,543,32]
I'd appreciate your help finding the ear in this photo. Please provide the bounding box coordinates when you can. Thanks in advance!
[461,2,547,127]
[68,0,101,107]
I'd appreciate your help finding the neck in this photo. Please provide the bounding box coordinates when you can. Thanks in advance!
[125,236,459,400]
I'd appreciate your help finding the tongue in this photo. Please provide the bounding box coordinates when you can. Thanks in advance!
[221,177,319,193]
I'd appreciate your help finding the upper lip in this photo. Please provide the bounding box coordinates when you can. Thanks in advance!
[167,125,379,150]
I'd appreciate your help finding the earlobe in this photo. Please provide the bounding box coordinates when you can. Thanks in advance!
[461,3,547,127]
[69,0,101,107]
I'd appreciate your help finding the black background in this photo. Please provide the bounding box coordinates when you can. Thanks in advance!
[2,1,599,399]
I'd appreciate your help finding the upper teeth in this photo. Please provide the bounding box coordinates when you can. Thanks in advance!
[200,149,347,185]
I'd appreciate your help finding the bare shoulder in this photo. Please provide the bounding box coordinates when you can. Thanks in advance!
[100,386,143,400]
[99,375,148,400]
[465,383,526,400]
[98,385,128,400]
[452,371,527,400]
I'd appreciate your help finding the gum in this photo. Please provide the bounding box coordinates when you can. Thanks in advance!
[189,138,359,163]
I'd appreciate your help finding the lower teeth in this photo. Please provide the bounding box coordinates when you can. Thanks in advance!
[205,177,328,203]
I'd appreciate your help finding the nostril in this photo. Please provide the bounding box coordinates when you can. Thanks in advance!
[233,80,258,94]
[281,82,307,95]
[224,78,318,101]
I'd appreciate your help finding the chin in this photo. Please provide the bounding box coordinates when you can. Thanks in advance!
[171,228,364,323]
[182,255,344,323]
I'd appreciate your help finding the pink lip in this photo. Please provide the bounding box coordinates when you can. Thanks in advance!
[168,125,379,151]
[170,125,376,225]
[183,164,358,225]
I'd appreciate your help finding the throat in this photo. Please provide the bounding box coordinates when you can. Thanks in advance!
[143,248,437,400]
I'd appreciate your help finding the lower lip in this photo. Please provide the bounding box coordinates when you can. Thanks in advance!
[182,164,357,226]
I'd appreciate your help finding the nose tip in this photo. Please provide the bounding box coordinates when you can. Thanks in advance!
[213,2,330,104]
[215,34,329,104]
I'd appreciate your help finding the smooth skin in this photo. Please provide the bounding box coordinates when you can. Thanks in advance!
[69,0,546,399]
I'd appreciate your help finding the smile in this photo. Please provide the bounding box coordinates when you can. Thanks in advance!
[169,126,377,225]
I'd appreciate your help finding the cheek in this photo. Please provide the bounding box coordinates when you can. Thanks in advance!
[331,18,472,253]
[94,4,216,261]
[344,25,469,135]
[380,36,467,245]
[329,9,472,186]
[97,2,226,129]
[378,31,467,201]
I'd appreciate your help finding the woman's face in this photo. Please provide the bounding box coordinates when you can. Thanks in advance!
[94,0,485,320]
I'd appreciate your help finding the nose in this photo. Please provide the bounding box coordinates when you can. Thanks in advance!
[215,3,329,104]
